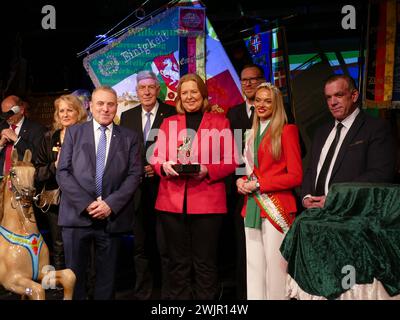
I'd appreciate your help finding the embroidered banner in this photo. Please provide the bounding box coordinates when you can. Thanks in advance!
[83,1,242,117]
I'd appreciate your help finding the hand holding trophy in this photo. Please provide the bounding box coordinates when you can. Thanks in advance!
[172,136,200,175]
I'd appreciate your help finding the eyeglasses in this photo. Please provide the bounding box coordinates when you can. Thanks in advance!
[137,85,158,91]
[240,77,262,85]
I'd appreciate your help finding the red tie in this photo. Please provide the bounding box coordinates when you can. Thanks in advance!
[4,124,17,175]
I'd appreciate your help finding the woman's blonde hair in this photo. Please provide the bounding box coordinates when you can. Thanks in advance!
[252,82,288,160]
[53,94,87,130]
[175,73,211,114]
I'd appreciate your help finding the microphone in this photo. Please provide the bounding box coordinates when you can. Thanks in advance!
[0,105,20,120]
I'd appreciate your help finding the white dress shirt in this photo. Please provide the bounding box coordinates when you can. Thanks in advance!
[93,119,113,166]
[141,101,159,132]
[246,101,254,119]
[315,107,360,195]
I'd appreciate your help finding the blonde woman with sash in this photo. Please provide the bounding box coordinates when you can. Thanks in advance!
[236,82,302,299]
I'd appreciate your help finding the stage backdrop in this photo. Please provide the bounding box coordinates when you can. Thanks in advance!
[83,2,243,119]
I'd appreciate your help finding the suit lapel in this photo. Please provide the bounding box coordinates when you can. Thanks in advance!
[132,106,144,142]
[85,121,96,173]
[240,103,252,128]
[330,112,365,180]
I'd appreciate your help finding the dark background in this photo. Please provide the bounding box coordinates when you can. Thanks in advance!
[0,0,367,96]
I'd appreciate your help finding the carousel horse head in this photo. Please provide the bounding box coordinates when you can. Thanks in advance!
[8,149,37,208]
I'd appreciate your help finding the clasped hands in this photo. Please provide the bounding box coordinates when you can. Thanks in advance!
[0,128,18,147]
[162,161,208,180]
[236,177,258,195]
[87,199,111,219]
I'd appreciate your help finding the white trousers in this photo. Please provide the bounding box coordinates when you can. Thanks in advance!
[245,219,288,300]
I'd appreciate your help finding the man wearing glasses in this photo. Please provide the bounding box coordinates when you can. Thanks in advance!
[226,64,265,300]
[120,70,176,299]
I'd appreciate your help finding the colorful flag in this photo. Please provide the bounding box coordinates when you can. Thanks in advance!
[244,31,272,82]
[365,0,397,108]
[271,27,292,107]
[83,0,242,116]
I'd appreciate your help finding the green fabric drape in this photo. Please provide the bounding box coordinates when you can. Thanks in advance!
[245,122,269,229]
[280,183,400,299]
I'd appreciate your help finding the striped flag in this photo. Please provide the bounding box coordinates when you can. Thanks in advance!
[271,27,292,106]
[365,0,397,108]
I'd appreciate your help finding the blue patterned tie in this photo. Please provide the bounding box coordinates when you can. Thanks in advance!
[95,126,107,198]
[143,112,151,143]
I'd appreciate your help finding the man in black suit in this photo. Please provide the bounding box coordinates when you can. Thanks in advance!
[226,64,265,300]
[57,86,142,299]
[120,70,176,300]
[0,95,45,176]
[302,74,396,209]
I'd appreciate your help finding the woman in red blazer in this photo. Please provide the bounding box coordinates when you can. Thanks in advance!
[236,82,302,300]
[151,73,237,299]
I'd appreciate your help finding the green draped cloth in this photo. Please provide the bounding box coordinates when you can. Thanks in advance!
[244,123,268,229]
[280,183,400,299]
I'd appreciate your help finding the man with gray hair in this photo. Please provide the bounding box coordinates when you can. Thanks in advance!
[120,70,176,299]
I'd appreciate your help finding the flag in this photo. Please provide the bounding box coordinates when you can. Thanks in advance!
[271,27,292,107]
[83,0,242,116]
[244,31,272,82]
[365,0,397,108]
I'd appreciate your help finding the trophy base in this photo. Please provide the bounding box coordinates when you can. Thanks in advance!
[172,164,200,175]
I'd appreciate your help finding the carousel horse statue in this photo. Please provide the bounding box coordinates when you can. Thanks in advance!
[0,149,75,300]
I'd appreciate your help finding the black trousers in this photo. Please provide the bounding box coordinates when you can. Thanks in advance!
[62,225,121,300]
[133,179,169,300]
[159,212,223,300]
[45,206,65,270]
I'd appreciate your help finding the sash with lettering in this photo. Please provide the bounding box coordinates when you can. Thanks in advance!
[242,124,292,234]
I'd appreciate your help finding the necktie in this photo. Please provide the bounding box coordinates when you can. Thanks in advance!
[315,122,344,196]
[143,112,151,142]
[95,126,107,198]
[249,106,255,124]
[4,124,17,175]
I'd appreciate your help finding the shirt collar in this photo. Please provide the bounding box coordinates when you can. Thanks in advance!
[93,118,113,132]
[12,116,25,128]
[142,101,159,117]
[335,107,360,129]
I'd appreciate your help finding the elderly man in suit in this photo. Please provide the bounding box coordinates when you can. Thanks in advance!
[225,64,265,300]
[120,70,176,300]
[0,95,45,176]
[302,74,396,209]
[57,86,142,300]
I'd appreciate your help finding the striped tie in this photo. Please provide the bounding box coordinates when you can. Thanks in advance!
[95,126,107,198]
[143,112,151,143]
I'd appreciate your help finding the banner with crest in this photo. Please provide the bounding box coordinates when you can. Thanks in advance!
[83,1,243,118]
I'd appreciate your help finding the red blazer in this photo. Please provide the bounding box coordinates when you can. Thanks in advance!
[242,124,303,217]
[152,112,237,214]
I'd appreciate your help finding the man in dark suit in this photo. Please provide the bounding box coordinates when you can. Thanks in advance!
[120,71,176,300]
[0,95,45,176]
[56,86,142,300]
[302,74,396,209]
[226,64,265,300]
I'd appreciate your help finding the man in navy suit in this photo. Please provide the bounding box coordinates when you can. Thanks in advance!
[57,86,142,299]
[226,64,265,300]
[0,95,45,176]
[302,74,396,209]
[120,71,176,300]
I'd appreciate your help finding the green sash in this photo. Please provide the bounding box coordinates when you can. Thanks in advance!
[245,121,269,229]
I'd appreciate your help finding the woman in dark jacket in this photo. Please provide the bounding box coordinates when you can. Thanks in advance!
[35,94,87,269]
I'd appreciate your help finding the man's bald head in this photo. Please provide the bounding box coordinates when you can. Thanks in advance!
[1,95,25,124]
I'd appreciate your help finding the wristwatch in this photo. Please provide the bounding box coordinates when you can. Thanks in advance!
[255,181,260,191]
